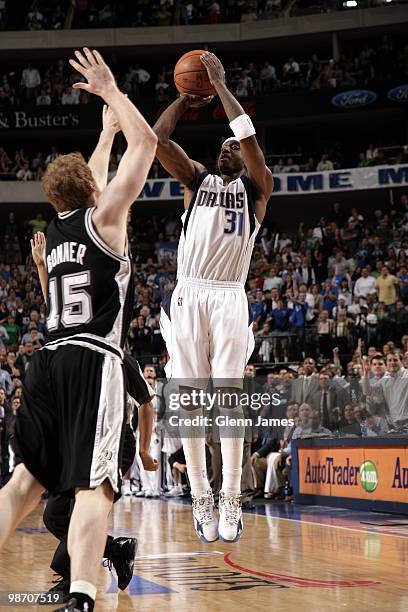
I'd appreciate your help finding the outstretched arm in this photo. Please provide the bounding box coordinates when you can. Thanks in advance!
[69,48,157,255]
[153,95,210,197]
[138,400,159,471]
[200,52,273,221]
[31,232,47,305]
[87,105,120,192]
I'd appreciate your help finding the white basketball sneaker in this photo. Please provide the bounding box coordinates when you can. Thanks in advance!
[218,492,243,542]
[121,480,133,496]
[191,489,219,543]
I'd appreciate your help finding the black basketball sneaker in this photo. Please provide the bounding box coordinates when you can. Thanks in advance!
[103,537,138,590]
[53,598,80,612]
[48,574,70,602]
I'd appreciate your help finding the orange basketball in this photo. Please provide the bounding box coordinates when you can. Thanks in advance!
[174,50,216,96]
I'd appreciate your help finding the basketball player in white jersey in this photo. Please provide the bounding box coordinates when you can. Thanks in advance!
[154,52,273,542]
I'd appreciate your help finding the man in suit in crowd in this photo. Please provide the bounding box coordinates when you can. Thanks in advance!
[310,370,345,430]
[290,358,320,405]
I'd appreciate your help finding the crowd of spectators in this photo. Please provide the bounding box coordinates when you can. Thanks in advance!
[1,140,406,183]
[1,194,408,497]
[0,146,60,181]
[0,35,406,108]
[0,0,401,31]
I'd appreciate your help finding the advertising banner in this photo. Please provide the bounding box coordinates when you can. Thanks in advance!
[136,165,408,200]
[0,81,405,133]
[297,445,408,503]
[1,164,407,205]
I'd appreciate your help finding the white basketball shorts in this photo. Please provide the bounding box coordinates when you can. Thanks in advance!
[160,277,255,387]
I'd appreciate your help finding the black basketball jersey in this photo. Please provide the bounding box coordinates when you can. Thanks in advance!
[45,207,134,348]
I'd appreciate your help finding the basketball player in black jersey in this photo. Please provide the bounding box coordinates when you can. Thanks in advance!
[28,107,156,600]
[0,48,157,612]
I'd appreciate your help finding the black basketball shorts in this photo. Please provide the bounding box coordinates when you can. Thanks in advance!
[15,338,127,494]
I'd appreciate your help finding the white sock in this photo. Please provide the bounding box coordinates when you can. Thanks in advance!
[180,406,210,496]
[220,435,244,495]
[218,403,244,496]
[70,580,97,600]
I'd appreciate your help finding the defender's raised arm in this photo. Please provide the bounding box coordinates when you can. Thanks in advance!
[69,48,157,253]
[87,104,120,192]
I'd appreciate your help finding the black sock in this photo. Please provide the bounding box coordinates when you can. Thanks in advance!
[69,592,95,612]
[103,535,114,559]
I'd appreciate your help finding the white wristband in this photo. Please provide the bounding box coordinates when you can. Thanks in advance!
[229,114,256,141]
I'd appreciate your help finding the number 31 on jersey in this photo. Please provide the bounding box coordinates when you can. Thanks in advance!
[224,210,244,236]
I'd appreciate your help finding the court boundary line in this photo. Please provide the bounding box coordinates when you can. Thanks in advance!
[252,510,408,540]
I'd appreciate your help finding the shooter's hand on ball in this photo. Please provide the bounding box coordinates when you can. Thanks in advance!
[200,52,226,87]
[185,94,214,108]
[69,47,117,97]
[139,450,159,471]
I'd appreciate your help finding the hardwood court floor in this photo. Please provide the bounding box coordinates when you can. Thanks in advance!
[1,497,408,612]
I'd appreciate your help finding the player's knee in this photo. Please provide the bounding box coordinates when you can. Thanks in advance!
[10,463,44,499]
[75,479,114,508]
[216,387,241,410]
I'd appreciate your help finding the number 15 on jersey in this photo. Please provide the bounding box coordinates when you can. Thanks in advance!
[47,271,93,330]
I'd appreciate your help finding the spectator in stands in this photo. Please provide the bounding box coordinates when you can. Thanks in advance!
[0,364,12,397]
[155,74,170,102]
[20,63,41,101]
[398,265,408,304]
[207,1,221,23]
[27,212,47,236]
[283,158,300,173]
[282,57,300,84]
[303,157,316,172]
[259,60,277,92]
[317,309,333,360]
[308,410,332,436]
[129,64,151,97]
[290,358,319,404]
[272,158,284,174]
[129,316,152,363]
[310,370,344,430]
[251,435,281,499]
[61,86,80,105]
[359,45,375,83]
[241,2,258,22]
[354,267,377,302]
[307,54,322,88]
[16,163,33,181]
[3,316,19,346]
[45,146,59,165]
[317,154,334,171]
[25,2,44,30]
[364,351,408,428]
[36,88,51,105]
[376,266,399,313]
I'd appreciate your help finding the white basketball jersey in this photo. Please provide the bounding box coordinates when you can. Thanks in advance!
[177,172,260,283]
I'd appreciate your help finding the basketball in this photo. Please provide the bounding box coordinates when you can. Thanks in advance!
[174,49,216,96]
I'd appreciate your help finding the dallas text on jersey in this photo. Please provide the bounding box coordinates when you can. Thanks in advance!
[196,188,245,209]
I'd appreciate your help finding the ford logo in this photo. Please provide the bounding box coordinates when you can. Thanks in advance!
[387,84,408,102]
[332,90,377,108]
